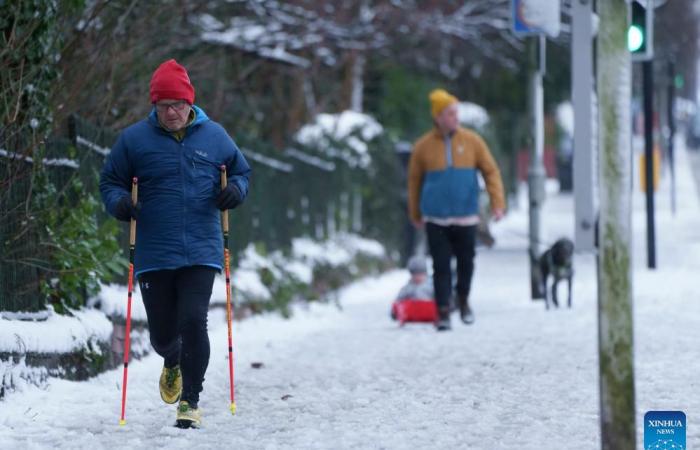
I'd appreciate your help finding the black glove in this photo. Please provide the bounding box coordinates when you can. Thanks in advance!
[216,183,242,211]
[114,196,141,222]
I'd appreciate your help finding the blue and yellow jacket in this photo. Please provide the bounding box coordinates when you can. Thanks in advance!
[408,126,504,222]
[100,105,251,276]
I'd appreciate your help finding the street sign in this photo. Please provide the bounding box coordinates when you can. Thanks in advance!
[512,0,561,37]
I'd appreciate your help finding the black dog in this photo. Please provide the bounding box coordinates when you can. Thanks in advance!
[539,238,574,309]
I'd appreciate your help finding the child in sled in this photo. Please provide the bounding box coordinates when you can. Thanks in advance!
[390,256,437,325]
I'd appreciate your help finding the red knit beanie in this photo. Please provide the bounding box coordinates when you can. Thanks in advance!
[149,59,195,105]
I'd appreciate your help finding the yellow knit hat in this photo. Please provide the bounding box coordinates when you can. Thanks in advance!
[429,88,458,118]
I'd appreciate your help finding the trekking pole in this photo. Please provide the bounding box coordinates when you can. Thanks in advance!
[220,165,236,415]
[119,177,138,426]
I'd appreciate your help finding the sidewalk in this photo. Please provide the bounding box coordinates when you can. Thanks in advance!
[687,146,700,202]
[0,139,698,449]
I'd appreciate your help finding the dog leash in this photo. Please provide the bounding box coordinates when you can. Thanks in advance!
[500,229,563,250]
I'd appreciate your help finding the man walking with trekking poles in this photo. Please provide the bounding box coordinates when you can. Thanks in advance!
[100,59,250,428]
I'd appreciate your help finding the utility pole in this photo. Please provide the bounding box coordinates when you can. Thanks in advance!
[629,0,657,268]
[597,1,636,448]
[511,0,559,301]
[572,0,597,252]
[528,35,546,299]
[642,60,656,268]
[667,60,676,215]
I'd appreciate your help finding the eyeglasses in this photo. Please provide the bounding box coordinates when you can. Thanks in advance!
[155,100,190,113]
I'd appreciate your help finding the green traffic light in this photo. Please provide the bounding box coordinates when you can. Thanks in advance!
[675,74,685,89]
[628,25,644,52]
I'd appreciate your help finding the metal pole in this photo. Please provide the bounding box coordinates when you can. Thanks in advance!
[219,166,236,415]
[572,0,596,251]
[597,2,636,446]
[119,177,138,426]
[642,59,657,269]
[667,60,676,216]
[528,35,546,299]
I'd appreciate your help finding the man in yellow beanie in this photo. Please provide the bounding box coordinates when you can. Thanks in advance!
[408,88,505,331]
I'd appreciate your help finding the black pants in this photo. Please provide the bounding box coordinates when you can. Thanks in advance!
[425,223,477,311]
[138,265,216,406]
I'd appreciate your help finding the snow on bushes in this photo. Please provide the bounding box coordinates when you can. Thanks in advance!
[0,308,112,355]
[210,234,388,317]
[295,111,384,168]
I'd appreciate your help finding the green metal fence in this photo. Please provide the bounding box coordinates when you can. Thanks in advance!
[0,115,402,312]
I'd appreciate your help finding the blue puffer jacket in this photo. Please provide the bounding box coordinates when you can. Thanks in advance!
[100,106,251,276]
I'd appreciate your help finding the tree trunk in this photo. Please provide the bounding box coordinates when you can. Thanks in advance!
[211,46,227,119]
[596,1,636,449]
[350,51,365,112]
[303,76,317,117]
[342,50,365,112]
[287,71,307,139]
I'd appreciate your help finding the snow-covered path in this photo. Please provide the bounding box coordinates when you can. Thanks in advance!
[2,141,700,449]
[0,263,605,450]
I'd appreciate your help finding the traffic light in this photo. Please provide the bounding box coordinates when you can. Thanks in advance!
[628,0,653,61]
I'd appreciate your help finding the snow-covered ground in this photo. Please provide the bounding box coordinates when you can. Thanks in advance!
[1,138,699,449]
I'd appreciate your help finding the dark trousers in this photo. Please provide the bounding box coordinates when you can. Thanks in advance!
[425,223,477,311]
[138,265,216,405]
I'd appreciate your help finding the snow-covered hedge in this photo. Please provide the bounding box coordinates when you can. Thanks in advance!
[80,233,387,323]
[295,111,384,169]
[0,306,150,399]
[210,233,389,318]
[0,308,111,355]
[84,233,387,321]
[0,356,47,400]
[87,283,148,324]
[457,101,490,130]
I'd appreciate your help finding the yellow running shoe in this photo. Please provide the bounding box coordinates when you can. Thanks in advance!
[175,401,202,429]
[159,365,182,404]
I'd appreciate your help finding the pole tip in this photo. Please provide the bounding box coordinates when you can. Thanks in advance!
[132,177,138,184]
[230,403,236,415]
[119,419,126,426]
[220,164,226,171]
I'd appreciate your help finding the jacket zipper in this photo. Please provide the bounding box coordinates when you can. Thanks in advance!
[180,137,189,264]
[444,135,453,216]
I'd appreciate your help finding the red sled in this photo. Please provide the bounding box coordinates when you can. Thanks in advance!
[391,299,438,326]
